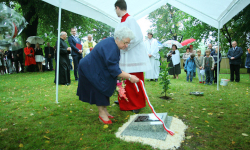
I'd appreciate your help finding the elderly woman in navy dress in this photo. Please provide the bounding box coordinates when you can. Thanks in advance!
[77,27,139,124]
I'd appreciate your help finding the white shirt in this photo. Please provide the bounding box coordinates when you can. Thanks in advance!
[144,38,160,59]
[115,16,151,73]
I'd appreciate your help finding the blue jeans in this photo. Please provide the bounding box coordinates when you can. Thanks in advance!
[69,59,73,70]
[205,67,213,83]
[187,71,194,82]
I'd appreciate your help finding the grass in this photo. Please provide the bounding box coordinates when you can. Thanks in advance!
[0,69,250,150]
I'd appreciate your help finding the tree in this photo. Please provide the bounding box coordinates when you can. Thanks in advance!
[0,0,114,46]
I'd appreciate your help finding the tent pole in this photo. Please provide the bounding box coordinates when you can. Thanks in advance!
[56,0,62,103]
[217,22,220,90]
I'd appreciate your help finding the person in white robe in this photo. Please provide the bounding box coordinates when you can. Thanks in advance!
[144,32,160,81]
[114,0,151,113]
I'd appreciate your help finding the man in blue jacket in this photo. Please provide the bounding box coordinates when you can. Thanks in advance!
[68,28,82,81]
[227,41,243,82]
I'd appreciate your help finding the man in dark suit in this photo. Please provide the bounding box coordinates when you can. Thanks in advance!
[44,42,54,71]
[12,42,24,73]
[227,41,243,82]
[68,28,82,80]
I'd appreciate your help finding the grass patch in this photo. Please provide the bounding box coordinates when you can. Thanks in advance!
[0,70,250,149]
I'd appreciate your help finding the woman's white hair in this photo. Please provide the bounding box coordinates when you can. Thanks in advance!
[114,26,135,41]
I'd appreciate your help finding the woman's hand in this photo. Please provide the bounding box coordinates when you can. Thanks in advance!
[130,75,139,83]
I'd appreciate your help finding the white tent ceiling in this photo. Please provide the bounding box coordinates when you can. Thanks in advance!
[42,0,250,29]
[41,0,250,101]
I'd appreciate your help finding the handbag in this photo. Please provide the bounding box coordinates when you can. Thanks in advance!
[200,69,205,76]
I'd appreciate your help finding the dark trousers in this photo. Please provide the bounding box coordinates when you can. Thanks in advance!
[213,64,220,83]
[230,64,240,82]
[14,59,24,73]
[27,65,35,72]
[72,55,82,80]
[205,67,213,83]
[45,58,53,71]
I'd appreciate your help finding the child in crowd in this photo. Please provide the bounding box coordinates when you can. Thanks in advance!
[184,54,196,82]
[195,49,205,83]
[182,47,191,74]
[202,50,215,85]
[245,48,250,80]
[211,47,222,84]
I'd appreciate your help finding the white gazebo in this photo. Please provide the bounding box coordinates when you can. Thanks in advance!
[41,0,250,103]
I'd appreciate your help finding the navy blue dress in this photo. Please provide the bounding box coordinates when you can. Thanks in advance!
[77,37,122,106]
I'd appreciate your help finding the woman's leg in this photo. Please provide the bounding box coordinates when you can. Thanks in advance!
[176,74,179,79]
[40,63,43,72]
[103,106,112,116]
[97,106,109,121]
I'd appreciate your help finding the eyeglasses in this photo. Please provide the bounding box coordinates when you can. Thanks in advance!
[122,40,129,46]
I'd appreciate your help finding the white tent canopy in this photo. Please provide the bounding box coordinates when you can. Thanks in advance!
[43,0,250,29]
[41,0,250,103]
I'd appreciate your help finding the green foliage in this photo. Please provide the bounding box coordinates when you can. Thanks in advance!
[0,0,114,47]
[159,49,171,97]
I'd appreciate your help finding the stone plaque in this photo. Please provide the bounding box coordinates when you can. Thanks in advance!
[121,113,172,141]
[134,114,163,122]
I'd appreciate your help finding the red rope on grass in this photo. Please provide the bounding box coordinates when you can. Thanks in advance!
[135,80,175,136]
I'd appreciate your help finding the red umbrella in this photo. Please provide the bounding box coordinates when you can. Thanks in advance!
[181,38,196,46]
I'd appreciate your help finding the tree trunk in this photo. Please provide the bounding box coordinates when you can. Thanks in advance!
[19,1,39,47]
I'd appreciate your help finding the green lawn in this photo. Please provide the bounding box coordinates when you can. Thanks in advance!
[0,70,250,150]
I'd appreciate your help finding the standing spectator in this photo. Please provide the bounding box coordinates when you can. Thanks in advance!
[144,32,160,82]
[167,44,181,79]
[12,42,24,73]
[69,53,73,70]
[4,47,13,74]
[195,49,205,83]
[68,28,82,81]
[183,47,191,74]
[204,43,215,56]
[0,49,6,74]
[24,42,36,72]
[203,50,215,85]
[54,31,71,85]
[83,34,97,56]
[35,43,44,72]
[227,41,243,82]
[184,54,196,82]
[189,45,196,54]
[114,0,151,113]
[245,47,250,80]
[211,47,222,84]
[44,42,54,71]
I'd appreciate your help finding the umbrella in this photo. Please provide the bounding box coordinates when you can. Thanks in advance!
[162,40,183,48]
[26,36,45,44]
[181,38,196,46]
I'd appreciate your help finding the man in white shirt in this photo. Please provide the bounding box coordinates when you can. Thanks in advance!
[114,0,151,113]
[144,32,160,82]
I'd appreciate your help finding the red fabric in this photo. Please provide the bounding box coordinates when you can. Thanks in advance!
[118,72,146,111]
[180,38,196,46]
[121,13,130,22]
[24,47,36,66]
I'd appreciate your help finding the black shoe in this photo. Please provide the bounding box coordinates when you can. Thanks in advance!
[132,109,140,114]
[150,79,154,81]
[155,79,158,82]
[114,101,119,105]
[65,83,70,86]
[75,79,78,81]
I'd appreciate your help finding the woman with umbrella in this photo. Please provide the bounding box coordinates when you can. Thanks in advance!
[24,42,36,72]
[167,44,181,79]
